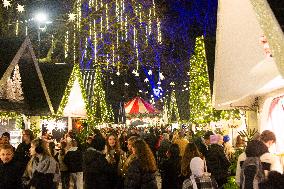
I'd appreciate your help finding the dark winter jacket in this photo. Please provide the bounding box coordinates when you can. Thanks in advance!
[160,156,182,189]
[0,159,23,189]
[124,158,158,189]
[14,142,31,175]
[64,147,83,173]
[206,144,230,180]
[83,147,112,189]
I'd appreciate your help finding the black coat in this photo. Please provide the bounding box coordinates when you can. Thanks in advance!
[14,142,31,175]
[124,159,158,189]
[64,149,83,173]
[83,148,112,189]
[0,159,23,189]
[160,156,182,189]
[206,144,230,180]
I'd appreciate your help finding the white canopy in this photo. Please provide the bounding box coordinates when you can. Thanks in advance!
[213,0,284,109]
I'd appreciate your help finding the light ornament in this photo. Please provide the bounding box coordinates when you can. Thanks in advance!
[153,88,161,97]
[124,82,129,86]
[170,82,175,86]
[110,81,114,85]
[157,81,161,85]
[3,0,11,9]
[17,4,25,13]
[148,70,152,75]
[139,90,142,93]
[68,13,77,22]
[56,121,67,132]
[144,78,149,83]
[159,72,165,80]
[116,71,120,76]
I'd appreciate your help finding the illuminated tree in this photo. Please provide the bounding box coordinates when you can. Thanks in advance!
[189,36,213,124]
[168,90,180,123]
[92,66,113,123]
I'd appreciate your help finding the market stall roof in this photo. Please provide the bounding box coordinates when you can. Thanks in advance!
[39,63,74,113]
[124,96,159,114]
[0,37,53,115]
[213,0,284,109]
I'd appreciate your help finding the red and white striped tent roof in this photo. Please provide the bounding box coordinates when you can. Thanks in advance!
[124,97,159,114]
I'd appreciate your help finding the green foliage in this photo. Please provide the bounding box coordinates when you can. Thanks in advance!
[30,122,41,138]
[229,148,245,175]
[223,176,239,189]
[238,128,258,142]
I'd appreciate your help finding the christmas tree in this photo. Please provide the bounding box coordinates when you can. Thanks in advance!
[168,90,180,123]
[189,36,213,124]
[12,64,24,101]
[92,66,113,123]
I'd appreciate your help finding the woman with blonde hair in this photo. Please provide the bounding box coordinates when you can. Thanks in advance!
[124,139,158,189]
[22,138,60,189]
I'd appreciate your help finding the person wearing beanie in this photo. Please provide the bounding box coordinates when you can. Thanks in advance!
[223,135,235,160]
[182,157,218,189]
[206,134,230,187]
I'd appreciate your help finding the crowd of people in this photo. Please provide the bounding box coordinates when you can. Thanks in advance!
[0,126,283,189]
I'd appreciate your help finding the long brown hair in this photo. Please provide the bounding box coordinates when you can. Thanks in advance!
[132,139,157,172]
[181,142,202,177]
[105,133,121,153]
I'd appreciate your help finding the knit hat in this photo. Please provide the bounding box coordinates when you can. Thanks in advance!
[210,134,223,144]
[190,157,204,177]
[223,135,230,143]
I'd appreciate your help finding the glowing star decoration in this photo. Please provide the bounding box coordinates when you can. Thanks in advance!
[116,71,120,76]
[124,82,129,86]
[68,13,76,22]
[148,70,152,75]
[144,78,149,83]
[110,81,114,85]
[56,121,67,132]
[17,4,25,13]
[157,81,161,85]
[170,82,175,86]
[135,72,139,77]
[159,73,165,80]
[153,88,160,97]
[3,0,11,9]
[183,84,187,87]
[139,90,142,93]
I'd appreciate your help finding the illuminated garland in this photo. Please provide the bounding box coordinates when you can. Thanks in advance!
[0,112,23,129]
[56,63,92,119]
[91,66,114,123]
[168,91,180,123]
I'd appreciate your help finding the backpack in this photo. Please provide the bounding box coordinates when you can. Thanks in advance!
[240,157,265,189]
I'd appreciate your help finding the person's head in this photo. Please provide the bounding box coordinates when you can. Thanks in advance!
[30,139,50,157]
[235,135,245,147]
[181,142,202,177]
[223,135,230,143]
[162,133,169,140]
[0,144,14,163]
[245,140,268,157]
[70,139,78,147]
[131,139,157,172]
[92,135,106,151]
[86,136,93,144]
[106,133,120,151]
[166,143,180,158]
[127,136,138,153]
[2,132,10,143]
[210,134,223,145]
[190,157,205,177]
[260,130,276,148]
[203,131,214,145]
[22,129,34,144]
[178,131,185,139]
